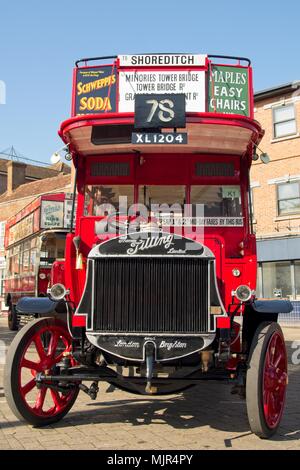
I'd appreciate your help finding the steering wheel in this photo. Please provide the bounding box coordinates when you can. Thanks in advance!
[105,211,128,233]
[107,212,161,233]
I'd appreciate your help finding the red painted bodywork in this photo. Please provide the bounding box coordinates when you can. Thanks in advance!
[62,148,260,326]
[58,56,263,334]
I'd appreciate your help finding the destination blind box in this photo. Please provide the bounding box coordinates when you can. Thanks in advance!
[133,93,187,144]
[134,94,186,129]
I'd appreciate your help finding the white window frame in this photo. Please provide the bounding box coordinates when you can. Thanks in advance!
[272,103,297,139]
[277,181,300,216]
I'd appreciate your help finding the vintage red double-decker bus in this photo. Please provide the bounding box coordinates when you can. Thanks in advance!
[4,53,292,438]
[4,193,73,330]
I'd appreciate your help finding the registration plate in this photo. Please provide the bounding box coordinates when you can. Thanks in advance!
[132,132,187,145]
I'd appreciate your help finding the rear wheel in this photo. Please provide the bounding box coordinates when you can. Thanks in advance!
[4,317,79,426]
[246,321,287,438]
[8,304,19,331]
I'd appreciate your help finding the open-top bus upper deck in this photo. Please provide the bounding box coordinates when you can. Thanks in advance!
[59,53,263,159]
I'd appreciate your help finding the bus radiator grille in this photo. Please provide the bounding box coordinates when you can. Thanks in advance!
[92,257,209,334]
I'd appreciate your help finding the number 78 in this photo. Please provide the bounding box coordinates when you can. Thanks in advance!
[146,98,175,123]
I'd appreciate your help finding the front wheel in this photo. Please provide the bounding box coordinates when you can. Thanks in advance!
[4,317,79,426]
[246,321,287,439]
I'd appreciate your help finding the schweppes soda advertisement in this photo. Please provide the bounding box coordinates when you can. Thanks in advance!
[75,66,117,115]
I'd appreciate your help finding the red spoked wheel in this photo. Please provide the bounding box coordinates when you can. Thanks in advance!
[246,321,287,438]
[4,317,79,426]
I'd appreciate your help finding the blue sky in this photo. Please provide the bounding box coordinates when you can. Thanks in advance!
[0,0,299,164]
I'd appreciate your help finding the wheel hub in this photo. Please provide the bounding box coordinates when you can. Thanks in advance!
[17,323,78,418]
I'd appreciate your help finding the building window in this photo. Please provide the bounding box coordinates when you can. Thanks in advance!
[277,181,300,215]
[273,104,297,139]
[259,260,300,300]
[262,261,293,299]
[0,174,6,194]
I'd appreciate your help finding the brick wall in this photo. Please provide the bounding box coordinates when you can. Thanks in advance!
[251,91,300,238]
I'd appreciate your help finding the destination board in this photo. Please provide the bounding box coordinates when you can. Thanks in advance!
[119,70,205,113]
[118,54,207,67]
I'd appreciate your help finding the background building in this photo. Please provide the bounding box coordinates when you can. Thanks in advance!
[252,80,300,299]
[0,156,71,310]
[0,147,70,195]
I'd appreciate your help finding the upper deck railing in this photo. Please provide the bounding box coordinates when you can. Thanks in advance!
[75,54,251,67]
[71,53,254,119]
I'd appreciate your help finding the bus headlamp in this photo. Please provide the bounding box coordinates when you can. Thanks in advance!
[234,285,252,302]
[232,268,241,277]
[48,283,69,301]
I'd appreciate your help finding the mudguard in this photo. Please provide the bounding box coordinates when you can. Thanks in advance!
[251,299,293,314]
[16,297,66,315]
[243,299,293,352]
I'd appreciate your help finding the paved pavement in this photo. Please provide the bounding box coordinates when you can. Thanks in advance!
[0,316,300,450]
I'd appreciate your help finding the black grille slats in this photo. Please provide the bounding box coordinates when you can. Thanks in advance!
[92,258,209,333]
[90,162,130,177]
[195,162,235,177]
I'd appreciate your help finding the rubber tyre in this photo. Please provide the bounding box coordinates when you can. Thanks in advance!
[4,317,79,427]
[8,305,19,331]
[246,321,287,439]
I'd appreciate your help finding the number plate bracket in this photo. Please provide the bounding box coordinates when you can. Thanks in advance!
[131,132,187,145]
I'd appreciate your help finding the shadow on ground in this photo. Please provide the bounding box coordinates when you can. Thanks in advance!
[0,341,299,446]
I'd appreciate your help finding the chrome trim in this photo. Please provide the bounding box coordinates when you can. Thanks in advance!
[89,232,215,259]
[210,258,227,331]
[89,257,213,334]
[91,259,95,331]
[74,258,93,328]
[86,331,215,337]
[208,261,211,331]
[66,301,74,339]
[86,332,216,362]
[79,234,228,335]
